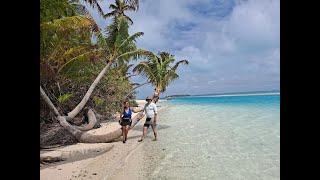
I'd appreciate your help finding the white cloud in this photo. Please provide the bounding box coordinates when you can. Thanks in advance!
[225,0,280,50]
[85,0,280,98]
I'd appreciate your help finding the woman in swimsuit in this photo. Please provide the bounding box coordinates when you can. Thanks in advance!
[120,100,139,143]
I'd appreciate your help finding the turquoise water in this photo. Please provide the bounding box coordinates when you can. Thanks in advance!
[138,94,280,179]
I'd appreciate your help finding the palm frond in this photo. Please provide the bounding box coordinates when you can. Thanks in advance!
[109,4,117,10]
[104,18,120,50]
[40,15,93,32]
[58,49,101,73]
[117,49,155,61]
[57,45,96,65]
[126,64,134,70]
[164,70,179,84]
[131,50,189,93]
[122,15,134,25]
[45,34,65,62]
[171,60,189,72]
[83,0,105,17]
[104,11,117,19]
[92,28,108,49]
[104,0,136,25]
[133,62,156,82]
[119,32,144,48]
[123,5,136,12]
[115,19,130,48]
[125,0,139,10]
[40,0,73,23]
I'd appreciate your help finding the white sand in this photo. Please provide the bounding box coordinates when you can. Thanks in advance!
[40,101,166,180]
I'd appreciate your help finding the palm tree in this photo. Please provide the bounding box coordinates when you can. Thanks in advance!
[40,25,151,141]
[83,0,140,18]
[83,0,105,17]
[55,13,153,118]
[133,51,189,102]
[40,0,107,110]
[40,0,151,143]
[104,0,136,25]
[40,0,107,76]
[41,14,154,142]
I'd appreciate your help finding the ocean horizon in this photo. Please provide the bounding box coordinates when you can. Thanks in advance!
[137,90,280,100]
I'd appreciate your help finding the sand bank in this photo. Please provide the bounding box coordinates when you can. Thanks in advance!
[40,101,166,180]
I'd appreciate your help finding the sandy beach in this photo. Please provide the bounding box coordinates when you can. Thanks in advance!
[40,100,166,180]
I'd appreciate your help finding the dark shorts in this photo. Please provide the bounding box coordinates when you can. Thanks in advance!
[144,117,156,128]
[121,118,132,126]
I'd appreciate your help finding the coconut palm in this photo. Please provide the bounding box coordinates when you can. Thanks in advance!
[133,51,189,101]
[40,0,107,77]
[40,0,107,111]
[41,11,154,143]
[42,15,151,119]
[104,0,136,25]
[40,0,151,143]
[83,0,140,17]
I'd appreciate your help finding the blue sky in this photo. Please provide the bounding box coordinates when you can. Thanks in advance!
[84,0,280,99]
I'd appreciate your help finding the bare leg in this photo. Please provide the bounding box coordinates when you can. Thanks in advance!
[151,124,157,141]
[122,126,125,143]
[139,126,147,142]
[125,125,130,141]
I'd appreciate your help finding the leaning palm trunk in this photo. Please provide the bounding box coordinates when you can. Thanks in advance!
[57,112,145,143]
[74,109,97,131]
[40,86,60,117]
[67,62,112,119]
[41,61,112,129]
[74,82,148,131]
[40,60,147,142]
[41,85,146,143]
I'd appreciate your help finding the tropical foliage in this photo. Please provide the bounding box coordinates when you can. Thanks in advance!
[40,0,189,147]
[104,0,136,24]
[133,51,189,93]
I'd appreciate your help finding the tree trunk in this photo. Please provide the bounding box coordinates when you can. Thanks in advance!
[67,62,111,119]
[153,87,161,103]
[129,111,145,128]
[40,60,149,143]
[40,86,60,117]
[74,109,97,131]
[57,112,145,143]
[124,81,149,98]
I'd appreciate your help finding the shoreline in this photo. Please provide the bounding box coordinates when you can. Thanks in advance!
[40,100,167,180]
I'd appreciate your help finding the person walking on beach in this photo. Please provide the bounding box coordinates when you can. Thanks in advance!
[120,100,139,143]
[138,96,158,142]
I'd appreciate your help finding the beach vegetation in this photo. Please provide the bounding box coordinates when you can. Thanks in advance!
[133,51,189,98]
[40,0,189,149]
